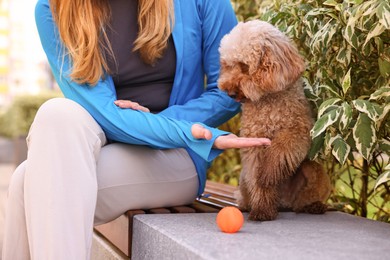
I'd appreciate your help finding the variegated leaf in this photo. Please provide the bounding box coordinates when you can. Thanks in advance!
[305,8,334,17]
[353,113,376,162]
[369,87,390,100]
[377,0,390,29]
[363,41,374,56]
[342,132,357,162]
[378,138,390,153]
[324,21,337,46]
[374,37,384,53]
[318,98,342,119]
[360,0,378,17]
[352,99,379,122]
[364,23,385,46]
[348,0,364,5]
[308,132,325,160]
[311,20,337,52]
[375,103,390,128]
[323,0,338,7]
[336,45,352,66]
[319,84,341,98]
[330,135,351,165]
[311,108,340,138]
[344,17,359,49]
[374,169,390,189]
[331,7,341,15]
[324,131,333,156]
[340,7,349,24]
[339,102,353,130]
[378,57,390,78]
[303,19,316,38]
[341,69,351,95]
[303,78,319,102]
[360,5,377,26]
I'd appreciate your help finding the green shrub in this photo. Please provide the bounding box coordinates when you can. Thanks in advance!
[212,0,390,221]
[230,0,264,21]
[0,92,62,138]
[257,0,389,220]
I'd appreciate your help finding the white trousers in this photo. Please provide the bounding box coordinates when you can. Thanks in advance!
[2,98,198,260]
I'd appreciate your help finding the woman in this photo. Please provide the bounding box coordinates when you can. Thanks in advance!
[2,0,270,259]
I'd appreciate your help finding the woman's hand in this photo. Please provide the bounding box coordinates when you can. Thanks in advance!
[114,100,150,113]
[191,124,271,149]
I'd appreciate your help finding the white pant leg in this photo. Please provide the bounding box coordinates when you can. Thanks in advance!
[3,98,106,260]
[94,143,198,225]
[2,162,30,260]
[2,98,199,259]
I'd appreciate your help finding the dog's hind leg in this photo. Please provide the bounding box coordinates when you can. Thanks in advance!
[290,160,331,214]
[295,201,328,214]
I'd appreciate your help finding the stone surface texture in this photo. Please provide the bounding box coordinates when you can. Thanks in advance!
[132,211,390,260]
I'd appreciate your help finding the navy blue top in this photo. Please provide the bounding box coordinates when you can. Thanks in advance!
[107,0,176,113]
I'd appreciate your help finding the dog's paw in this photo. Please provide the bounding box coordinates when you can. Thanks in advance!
[296,201,328,214]
[248,208,278,221]
[237,202,250,212]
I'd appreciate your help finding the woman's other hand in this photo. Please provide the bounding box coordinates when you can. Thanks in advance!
[114,100,150,113]
[191,124,271,149]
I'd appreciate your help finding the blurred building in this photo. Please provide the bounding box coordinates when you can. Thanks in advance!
[0,0,53,108]
[0,1,9,105]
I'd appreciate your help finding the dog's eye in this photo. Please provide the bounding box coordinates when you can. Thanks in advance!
[239,62,249,73]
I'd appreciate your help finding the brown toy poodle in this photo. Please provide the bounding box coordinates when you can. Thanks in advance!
[218,20,331,221]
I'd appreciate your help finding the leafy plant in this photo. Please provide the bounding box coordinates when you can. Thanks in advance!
[253,0,389,220]
[230,0,264,21]
[0,92,62,138]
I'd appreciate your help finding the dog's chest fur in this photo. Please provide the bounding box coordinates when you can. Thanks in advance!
[239,86,312,140]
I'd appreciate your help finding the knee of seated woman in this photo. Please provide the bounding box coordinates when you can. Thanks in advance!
[32,98,97,131]
[27,98,106,149]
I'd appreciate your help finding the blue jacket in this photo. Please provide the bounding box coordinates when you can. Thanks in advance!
[35,0,240,195]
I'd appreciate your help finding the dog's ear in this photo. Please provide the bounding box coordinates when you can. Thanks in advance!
[253,37,305,92]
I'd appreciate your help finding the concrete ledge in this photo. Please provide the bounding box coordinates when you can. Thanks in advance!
[132,211,390,260]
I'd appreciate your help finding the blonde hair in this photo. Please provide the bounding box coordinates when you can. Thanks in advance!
[50,0,174,85]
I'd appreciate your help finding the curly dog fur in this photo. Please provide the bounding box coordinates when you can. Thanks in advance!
[218,20,331,221]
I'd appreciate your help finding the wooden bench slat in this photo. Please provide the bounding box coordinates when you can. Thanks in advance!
[204,182,238,204]
[169,206,196,213]
[189,201,220,213]
[146,208,171,214]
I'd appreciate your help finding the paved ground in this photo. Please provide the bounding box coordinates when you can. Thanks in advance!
[0,137,13,164]
[0,163,14,258]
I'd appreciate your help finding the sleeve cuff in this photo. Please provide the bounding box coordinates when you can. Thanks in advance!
[188,123,230,162]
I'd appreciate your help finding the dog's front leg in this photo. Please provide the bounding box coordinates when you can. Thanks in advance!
[240,149,278,221]
[248,184,279,221]
[258,129,311,187]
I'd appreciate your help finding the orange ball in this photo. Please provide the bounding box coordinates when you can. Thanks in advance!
[216,206,244,233]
